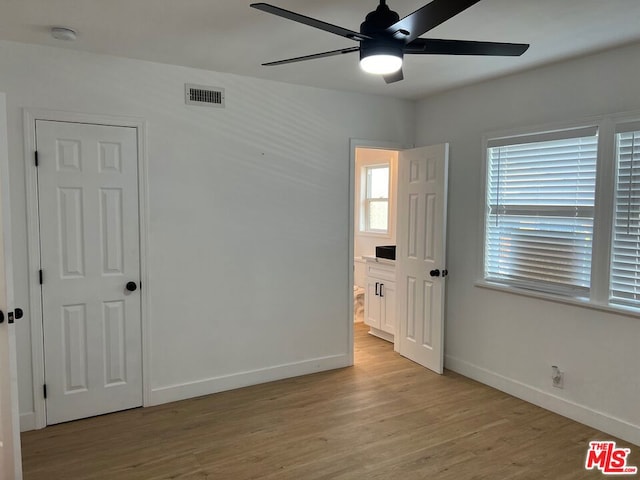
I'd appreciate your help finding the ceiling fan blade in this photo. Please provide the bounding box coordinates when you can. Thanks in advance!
[383,69,404,84]
[250,3,371,42]
[388,0,482,43]
[405,38,529,56]
[262,47,360,66]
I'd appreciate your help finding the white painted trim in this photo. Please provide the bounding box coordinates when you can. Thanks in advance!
[590,119,615,305]
[22,110,45,430]
[0,92,23,479]
[476,135,489,290]
[149,354,351,406]
[348,141,355,364]
[445,354,640,447]
[135,121,152,409]
[367,328,394,343]
[482,115,604,149]
[22,108,151,429]
[475,280,640,319]
[19,413,35,433]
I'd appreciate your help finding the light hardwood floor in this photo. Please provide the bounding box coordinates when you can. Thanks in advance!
[21,323,638,479]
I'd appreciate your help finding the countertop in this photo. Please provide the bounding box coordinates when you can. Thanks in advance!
[362,255,396,266]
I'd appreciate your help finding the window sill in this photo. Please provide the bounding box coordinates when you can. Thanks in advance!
[474,280,640,320]
[357,230,391,239]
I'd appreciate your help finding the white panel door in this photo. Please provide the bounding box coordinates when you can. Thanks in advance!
[0,93,22,479]
[36,120,142,425]
[396,144,448,374]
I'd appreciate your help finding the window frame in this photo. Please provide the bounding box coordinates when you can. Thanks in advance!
[609,121,640,308]
[362,164,391,234]
[483,126,599,298]
[477,113,640,316]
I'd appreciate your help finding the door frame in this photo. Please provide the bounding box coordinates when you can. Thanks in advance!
[349,138,408,362]
[23,109,150,430]
[0,92,23,478]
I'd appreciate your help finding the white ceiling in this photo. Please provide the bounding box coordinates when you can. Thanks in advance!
[2,0,640,99]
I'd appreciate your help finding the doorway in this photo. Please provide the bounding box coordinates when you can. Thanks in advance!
[352,146,398,339]
[24,111,150,428]
[349,140,449,374]
[349,140,401,364]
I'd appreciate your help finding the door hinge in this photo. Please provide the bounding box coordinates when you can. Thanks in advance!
[43,384,47,399]
[35,150,39,167]
[39,269,43,285]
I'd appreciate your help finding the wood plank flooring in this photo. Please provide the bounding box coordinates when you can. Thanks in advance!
[21,323,639,479]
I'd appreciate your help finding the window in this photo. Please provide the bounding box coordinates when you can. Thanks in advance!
[485,127,598,296]
[610,125,640,306]
[362,165,390,233]
[483,117,640,313]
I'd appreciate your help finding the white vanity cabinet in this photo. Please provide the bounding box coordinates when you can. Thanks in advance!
[363,257,396,342]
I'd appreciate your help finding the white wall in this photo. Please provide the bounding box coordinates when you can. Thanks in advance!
[415,42,640,445]
[0,40,415,427]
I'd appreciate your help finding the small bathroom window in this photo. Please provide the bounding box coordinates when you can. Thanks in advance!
[362,164,390,233]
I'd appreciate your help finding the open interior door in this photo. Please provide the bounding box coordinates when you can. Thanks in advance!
[0,92,23,479]
[396,144,449,374]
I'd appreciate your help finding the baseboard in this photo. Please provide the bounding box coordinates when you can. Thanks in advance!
[20,412,36,432]
[368,327,394,343]
[149,354,351,406]
[445,355,640,447]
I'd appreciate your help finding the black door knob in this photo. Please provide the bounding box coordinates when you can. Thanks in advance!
[14,308,23,319]
[126,281,138,292]
[429,269,440,277]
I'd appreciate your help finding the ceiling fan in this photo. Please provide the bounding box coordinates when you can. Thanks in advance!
[250,0,529,83]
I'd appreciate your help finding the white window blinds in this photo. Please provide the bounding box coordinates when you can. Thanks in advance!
[485,128,598,294]
[610,126,640,305]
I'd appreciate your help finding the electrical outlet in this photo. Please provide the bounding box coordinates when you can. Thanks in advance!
[552,365,564,389]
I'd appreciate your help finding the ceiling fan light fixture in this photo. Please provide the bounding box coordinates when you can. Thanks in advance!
[360,54,402,74]
[359,41,403,75]
[251,1,530,83]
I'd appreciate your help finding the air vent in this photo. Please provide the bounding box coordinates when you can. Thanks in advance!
[185,84,225,108]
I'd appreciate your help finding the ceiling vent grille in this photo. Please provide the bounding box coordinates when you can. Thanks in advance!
[185,84,225,108]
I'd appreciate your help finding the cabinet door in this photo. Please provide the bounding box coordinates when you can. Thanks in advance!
[380,281,396,335]
[365,279,381,329]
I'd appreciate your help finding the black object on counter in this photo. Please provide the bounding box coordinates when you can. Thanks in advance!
[375,245,396,260]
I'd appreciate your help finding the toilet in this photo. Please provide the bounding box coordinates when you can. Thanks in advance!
[353,285,365,322]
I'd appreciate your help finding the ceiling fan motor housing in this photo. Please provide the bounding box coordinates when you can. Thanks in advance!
[360,0,401,35]
[359,38,404,63]
[359,0,404,65]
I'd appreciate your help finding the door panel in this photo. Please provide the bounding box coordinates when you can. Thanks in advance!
[365,280,380,329]
[381,281,396,335]
[36,120,142,425]
[396,144,448,374]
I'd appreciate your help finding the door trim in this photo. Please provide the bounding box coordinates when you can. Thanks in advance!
[23,109,150,430]
[0,92,23,478]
